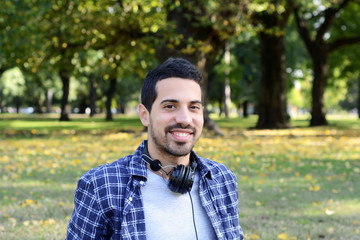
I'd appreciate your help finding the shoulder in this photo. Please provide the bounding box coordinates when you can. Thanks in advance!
[197,157,237,183]
[77,141,147,188]
[79,155,133,186]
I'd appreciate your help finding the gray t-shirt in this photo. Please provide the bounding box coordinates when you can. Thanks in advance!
[141,169,217,240]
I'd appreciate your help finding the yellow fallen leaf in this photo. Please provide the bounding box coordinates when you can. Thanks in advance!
[250,158,258,164]
[251,234,260,240]
[41,218,57,227]
[305,174,313,180]
[278,233,297,240]
[258,173,267,177]
[309,185,320,191]
[278,233,289,240]
[268,164,276,171]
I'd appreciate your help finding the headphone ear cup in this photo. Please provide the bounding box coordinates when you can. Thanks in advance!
[168,165,195,194]
[168,165,186,193]
[178,166,193,194]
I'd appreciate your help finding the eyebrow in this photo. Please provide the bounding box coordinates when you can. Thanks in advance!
[160,99,202,105]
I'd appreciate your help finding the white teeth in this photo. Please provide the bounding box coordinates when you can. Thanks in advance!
[174,132,188,137]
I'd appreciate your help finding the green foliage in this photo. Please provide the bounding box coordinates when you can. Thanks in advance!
[231,36,262,107]
[1,0,360,123]
[0,68,25,110]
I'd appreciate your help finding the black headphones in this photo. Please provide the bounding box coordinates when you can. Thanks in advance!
[142,144,197,194]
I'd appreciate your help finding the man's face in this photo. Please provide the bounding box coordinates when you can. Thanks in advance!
[142,77,204,158]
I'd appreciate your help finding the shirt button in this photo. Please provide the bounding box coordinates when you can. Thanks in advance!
[129,197,133,202]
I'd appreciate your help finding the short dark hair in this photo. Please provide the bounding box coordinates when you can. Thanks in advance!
[141,57,203,112]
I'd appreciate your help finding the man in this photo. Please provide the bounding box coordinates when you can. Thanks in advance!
[66,58,244,240]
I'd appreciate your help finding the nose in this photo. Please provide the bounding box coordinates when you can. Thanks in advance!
[175,106,192,127]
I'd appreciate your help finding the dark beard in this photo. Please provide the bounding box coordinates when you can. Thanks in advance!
[150,123,196,157]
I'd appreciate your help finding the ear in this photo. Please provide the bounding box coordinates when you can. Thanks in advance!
[138,104,150,127]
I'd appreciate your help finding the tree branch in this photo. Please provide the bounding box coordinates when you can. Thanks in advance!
[316,0,352,41]
[328,36,360,52]
[293,7,313,53]
[117,0,123,9]
[280,0,296,28]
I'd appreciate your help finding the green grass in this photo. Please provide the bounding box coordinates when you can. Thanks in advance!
[1,113,359,135]
[0,114,359,239]
[0,114,144,138]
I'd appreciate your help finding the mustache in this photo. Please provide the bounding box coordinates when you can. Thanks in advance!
[165,124,196,133]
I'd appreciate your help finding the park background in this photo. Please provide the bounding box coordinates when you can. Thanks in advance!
[1,0,360,239]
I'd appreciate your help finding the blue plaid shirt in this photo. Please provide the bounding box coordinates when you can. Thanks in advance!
[66,141,244,240]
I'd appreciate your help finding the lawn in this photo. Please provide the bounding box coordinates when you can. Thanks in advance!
[0,114,359,240]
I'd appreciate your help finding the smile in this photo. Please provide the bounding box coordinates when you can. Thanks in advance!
[169,130,193,141]
[173,132,189,137]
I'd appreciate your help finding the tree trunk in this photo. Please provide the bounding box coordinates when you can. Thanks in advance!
[0,71,4,111]
[36,98,43,114]
[14,96,21,113]
[218,97,223,117]
[200,52,225,135]
[118,102,126,114]
[243,100,249,118]
[224,41,231,118]
[89,73,96,117]
[310,50,329,126]
[256,32,289,129]
[105,77,117,121]
[358,77,360,119]
[59,69,70,121]
[45,89,53,113]
[224,78,231,118]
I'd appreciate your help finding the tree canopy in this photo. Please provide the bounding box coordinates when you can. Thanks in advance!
[1,0,360,129]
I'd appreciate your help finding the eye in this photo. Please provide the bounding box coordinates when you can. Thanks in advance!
[164,104,175,110]
[190,105,201,111]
